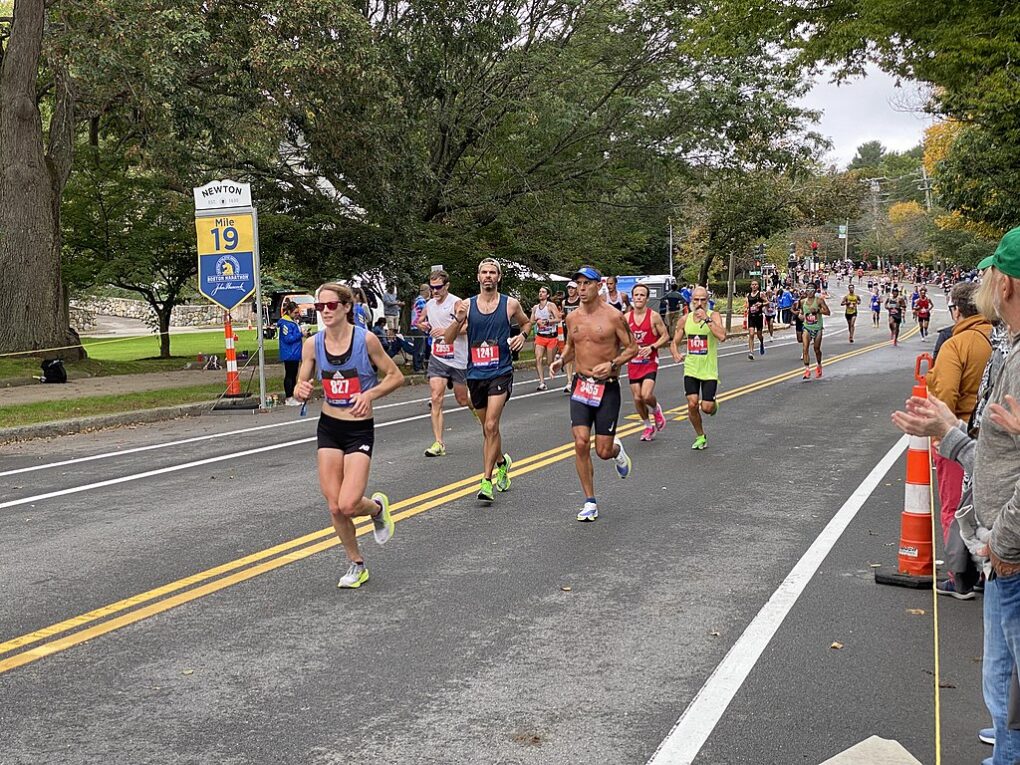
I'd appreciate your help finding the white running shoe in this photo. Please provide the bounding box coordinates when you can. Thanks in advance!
[614,438,631,479]
[576,501,598,522]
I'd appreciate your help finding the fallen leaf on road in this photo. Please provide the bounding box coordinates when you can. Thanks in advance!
[869,563,882,568]
[561,586,572,592]
[182,669,194,675]
[709,630,720,637]
[906,608,926,615]
[830,641,844,650]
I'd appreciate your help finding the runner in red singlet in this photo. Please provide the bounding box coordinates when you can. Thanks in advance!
[625,284,670,441]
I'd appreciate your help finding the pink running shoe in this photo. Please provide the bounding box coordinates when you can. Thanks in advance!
[640,426,655,442]
[653,405,667,431]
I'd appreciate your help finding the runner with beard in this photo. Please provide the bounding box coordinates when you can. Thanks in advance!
[550,266,637,521]
[670,286,726,450]
[444,258,532,503]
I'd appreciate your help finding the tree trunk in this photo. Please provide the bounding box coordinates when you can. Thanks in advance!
[156,307,172,358]
[698,252,715,287]
[0,0,82,359]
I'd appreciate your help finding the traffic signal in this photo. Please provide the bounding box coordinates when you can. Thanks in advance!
[756,243,765,257]
[810,240,819,253]
[788,242,796,256]
[754,259,761,269]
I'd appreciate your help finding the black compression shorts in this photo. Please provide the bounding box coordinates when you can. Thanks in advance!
[683,376,718,402]
[317,416,374,457]
[467,372,513,410]
[748,314,764,330]
[569,375,621,436]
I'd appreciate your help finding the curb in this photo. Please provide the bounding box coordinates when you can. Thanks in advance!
[0,402,214,444]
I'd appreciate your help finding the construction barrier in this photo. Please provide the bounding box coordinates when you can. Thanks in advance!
[876,353,935,587]
[223,312,242,398]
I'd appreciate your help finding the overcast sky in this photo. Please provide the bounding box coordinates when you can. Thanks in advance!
[799,65,934,168]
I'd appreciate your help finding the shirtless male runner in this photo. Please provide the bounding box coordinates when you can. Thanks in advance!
[551,266,637,521]
[444,258,532,503]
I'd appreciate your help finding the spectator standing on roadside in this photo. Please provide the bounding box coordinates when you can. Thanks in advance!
[410,283,431,373]
[352,289,370,329]
[278,301,305,406]
[778,286,794,325]
[382,284,403,331]
[925,283,993,595]
[662,282,684,335]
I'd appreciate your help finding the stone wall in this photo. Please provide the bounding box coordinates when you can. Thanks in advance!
[69,305,97,333]
[71,297,254,327]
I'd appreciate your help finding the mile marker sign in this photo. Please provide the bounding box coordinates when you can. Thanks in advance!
[193,179,267,409]
[194,181,258,311]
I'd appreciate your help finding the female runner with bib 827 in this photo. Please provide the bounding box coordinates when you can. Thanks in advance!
[293,283,405,589]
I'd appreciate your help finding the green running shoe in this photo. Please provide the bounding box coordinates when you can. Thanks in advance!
[477,477,495,502]
[692,434,708,450]
[424,440,446,457]
[495,453,512,492]
[338,561,369,589]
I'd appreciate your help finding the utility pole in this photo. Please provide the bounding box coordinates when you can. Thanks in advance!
[844,218,849,262]
[919,166,933,211]
[870,179,882,269]
[725,247,736,333]
[668,218,674,280]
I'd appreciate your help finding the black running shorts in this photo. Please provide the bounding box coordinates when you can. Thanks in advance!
[683,375,718,402]
[467,372,513,410]
[569,376,621,436]
[748,313,764,330]
[317,415,374,457]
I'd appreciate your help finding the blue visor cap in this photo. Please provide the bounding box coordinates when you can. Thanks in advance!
[573,266,602,282]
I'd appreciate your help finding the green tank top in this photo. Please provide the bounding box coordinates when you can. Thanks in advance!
[803,298,823,331]
[683,310,719,381]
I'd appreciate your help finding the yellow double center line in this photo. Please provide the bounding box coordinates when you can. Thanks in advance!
[0,329,915,674]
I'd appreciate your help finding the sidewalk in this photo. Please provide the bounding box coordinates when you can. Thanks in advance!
[2,368,237,406]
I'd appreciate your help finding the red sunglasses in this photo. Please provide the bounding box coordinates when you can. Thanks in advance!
[315,300,349,312]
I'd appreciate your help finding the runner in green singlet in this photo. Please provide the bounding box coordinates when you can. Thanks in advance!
[670,286,727,450]
[800,285,830,380]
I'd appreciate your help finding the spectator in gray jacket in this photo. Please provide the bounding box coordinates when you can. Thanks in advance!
[892,232,1020,763]
[382,284,404,331]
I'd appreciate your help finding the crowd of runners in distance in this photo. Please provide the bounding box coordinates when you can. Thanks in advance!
[289,257,972,588]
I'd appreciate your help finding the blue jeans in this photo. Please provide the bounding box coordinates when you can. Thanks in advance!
[985,574,1020,764]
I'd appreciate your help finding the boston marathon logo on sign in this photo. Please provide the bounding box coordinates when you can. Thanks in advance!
[196,214,257,311]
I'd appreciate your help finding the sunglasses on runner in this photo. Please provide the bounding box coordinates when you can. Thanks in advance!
[429,283,447,291]
[314,300,348,312]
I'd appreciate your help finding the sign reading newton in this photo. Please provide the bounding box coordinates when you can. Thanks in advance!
[193,180,253,210]
[195,213,256,311]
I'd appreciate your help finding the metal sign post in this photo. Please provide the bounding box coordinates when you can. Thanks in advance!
[193,180,267,410]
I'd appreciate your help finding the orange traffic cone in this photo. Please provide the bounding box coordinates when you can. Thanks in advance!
[876,353,935,588]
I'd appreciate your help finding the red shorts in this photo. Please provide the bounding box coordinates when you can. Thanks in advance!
[535,335,559,350]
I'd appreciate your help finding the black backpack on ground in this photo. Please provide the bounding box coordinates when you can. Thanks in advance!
[41,359,67,384]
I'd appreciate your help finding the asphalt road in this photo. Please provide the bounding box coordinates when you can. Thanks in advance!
[1,283,990,764]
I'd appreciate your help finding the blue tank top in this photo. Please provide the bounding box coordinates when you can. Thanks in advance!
[467,294,512,380]
[314,327,377,408]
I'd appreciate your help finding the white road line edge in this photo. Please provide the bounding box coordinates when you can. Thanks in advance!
[646,434,909,765]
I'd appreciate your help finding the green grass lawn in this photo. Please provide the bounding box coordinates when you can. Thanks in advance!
[0,329,279,382]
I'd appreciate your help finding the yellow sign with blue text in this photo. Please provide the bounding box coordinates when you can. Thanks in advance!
[195,213,257,311]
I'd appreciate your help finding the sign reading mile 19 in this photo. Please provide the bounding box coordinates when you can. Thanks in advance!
[194,181,258,312]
